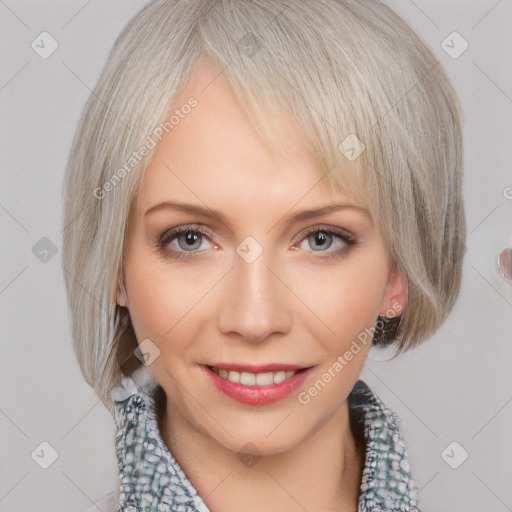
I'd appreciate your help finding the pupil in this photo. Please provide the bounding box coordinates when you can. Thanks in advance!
[180,231,201,250]
[311,231,331,250]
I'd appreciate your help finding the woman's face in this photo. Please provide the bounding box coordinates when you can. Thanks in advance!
[117,62,406,455]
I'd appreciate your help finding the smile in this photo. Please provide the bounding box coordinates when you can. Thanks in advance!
[209,366,298,386]
[204,364,312,406]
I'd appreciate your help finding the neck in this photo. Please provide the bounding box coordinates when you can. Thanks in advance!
[157,394,363,512]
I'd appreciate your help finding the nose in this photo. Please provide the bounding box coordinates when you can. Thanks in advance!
[217,249,292,343]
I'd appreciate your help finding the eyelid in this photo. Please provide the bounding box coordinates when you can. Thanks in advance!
[158,224,214,244]
[159,223,355,246]
[292,223,355,245]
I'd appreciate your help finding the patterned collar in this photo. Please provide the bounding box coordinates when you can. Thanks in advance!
[111,366,420,511]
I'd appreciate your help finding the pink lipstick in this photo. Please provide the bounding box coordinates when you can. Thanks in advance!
[203,363,312,406]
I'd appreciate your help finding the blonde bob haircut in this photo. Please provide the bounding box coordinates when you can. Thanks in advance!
[62,0,465,413]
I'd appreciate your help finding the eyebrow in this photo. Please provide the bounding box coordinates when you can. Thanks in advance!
[144,200,371,225]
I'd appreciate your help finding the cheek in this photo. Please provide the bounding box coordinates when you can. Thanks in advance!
[124,253,219,349]
[292,255,388,348]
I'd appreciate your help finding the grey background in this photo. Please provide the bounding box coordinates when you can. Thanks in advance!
[1,1,511,511]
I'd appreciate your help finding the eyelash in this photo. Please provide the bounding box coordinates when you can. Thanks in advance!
[156,224,357,262]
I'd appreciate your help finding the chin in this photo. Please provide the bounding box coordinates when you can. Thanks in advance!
[191,406,321,458]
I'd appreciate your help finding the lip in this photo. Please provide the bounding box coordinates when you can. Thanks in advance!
[202,364,313,406]
[207,363,306,373]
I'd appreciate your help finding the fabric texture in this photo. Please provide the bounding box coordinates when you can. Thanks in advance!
[87,365,421,511]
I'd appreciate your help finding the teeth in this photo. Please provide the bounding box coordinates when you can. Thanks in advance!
[256,372,273,386]
[273,371,286,384]
[240,372,256,385]
[211,367,299,386]
[228,370,240,383]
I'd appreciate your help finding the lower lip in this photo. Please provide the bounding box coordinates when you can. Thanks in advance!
[203,366,312,406]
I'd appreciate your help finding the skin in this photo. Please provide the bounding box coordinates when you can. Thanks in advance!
[116,61,407,512]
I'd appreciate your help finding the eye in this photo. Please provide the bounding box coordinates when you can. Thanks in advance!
[174,230,209,252]
[157,224,215,260]
[306,231,335,251]
[157,224,357,261]
[293,225,356,259]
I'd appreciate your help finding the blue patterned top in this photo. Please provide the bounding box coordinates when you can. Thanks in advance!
[103,366,420,512]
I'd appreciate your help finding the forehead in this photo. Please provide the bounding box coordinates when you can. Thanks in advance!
[135,63,361,217]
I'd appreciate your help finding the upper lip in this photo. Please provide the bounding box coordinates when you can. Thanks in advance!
[206,363,310,373]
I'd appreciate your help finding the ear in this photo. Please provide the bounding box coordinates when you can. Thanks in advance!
[379,262,407,318]
[116,276,128,307]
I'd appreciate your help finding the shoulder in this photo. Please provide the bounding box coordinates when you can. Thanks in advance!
[83,490,118,512]
[350,379,421,511]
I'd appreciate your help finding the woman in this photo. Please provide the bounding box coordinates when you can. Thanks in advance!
[62,0,465,510]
